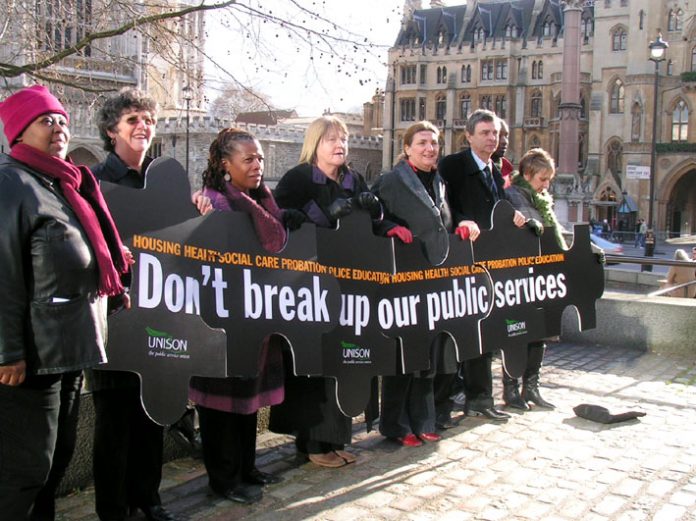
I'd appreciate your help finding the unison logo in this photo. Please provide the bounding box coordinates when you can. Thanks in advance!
[146,326,189,351]
[505,319,527,337]
[340,340,371,365]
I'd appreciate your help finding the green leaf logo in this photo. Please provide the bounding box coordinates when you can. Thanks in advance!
[145,326,172,339]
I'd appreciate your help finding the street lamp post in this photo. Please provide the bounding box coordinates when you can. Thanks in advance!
[182,85,193,175]
[644,32,668,266]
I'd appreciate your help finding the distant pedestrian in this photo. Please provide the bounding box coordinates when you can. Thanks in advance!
[635,218,647,247]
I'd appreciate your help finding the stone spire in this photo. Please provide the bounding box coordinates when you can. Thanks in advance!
[403,0,423,19]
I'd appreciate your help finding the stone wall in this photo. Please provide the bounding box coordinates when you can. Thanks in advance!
[153,117,384,190]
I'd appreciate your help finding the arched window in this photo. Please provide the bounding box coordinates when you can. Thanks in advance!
[538,61,544,79]
[532,60,538,79]
[610,79,624,113]
[611,28,627,51]
[437,66,448,84]
[607,140,623,186]
[672,100,689,142]
[480,95,492,110]
[530,135,541,148]
[460,94,471,119]
[474,27,485,44]
[580,95,587,119]
[582,17,593,42]
[438,27,447,46]
[668,9,683,32]
[667,60,674,76]
[436,95,447,121]
[461,65,467,82]
[495,96,507,119]
[530,91,542,117]
[553,93,561,118]
[631,102,642,142]
[542,20,553,38]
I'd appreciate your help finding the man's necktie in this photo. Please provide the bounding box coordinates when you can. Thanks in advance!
[483,165,498,200]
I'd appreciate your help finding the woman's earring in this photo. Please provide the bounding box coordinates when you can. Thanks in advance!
[223,172,231,182]
[110,138,116,146]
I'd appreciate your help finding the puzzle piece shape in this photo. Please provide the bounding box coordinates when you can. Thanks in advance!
[535,223,605,337]
[383,234,493,374]
[102,160,340,423]
[187,212,342,378]
[472,201,547,378]
[315,211,397,417]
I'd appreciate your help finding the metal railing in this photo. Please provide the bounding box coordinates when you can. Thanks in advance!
[604,254,696,298]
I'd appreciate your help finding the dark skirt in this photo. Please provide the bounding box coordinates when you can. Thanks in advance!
[269,371,352,447]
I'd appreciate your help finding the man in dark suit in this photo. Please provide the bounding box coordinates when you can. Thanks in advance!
[437,109,526,422]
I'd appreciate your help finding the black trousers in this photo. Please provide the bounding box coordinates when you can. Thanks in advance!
[379,374,435,438]
[92,386,163,520]
[0,372,81,521]
[197,406,257,493]
[462,353,494,410]
[30,372,83,521]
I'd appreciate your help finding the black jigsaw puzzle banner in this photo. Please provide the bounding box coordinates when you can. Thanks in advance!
[99,158,604,424]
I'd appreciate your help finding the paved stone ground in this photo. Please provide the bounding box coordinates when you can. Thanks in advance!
[56,342,696,521]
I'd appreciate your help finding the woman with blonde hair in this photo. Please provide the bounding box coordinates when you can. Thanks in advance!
[662,249,696,298]
[270,115,381,468]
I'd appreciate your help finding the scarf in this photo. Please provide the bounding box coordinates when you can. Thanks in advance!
[511,172,567,249]
[10,143,128,296]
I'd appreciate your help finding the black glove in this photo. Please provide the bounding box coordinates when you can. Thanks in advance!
[282,209,306,231]
[573,404,645,424]
[353,192,382,219]
[595,251,606,265]
[526,218,544,237]
[327,198,353,221]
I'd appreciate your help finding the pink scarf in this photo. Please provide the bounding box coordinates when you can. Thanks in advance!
[10,143,128,296]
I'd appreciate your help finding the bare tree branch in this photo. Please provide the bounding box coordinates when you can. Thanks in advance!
[0,1,236,78]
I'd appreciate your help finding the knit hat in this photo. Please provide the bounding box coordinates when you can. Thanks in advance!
[0,85,69,146]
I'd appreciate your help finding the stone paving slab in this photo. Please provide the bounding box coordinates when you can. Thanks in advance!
[56,342,696,521]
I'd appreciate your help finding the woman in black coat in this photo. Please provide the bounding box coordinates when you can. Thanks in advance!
[270,116,380,468]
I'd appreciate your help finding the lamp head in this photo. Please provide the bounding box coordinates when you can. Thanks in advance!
[182,85,193,101]
[649,32,668,62]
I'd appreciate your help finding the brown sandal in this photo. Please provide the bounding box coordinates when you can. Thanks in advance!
[334,450,357,464]
[308,451,347,468]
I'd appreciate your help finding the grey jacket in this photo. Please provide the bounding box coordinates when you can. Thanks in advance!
[372,159,452,265]
[0,154,107,374]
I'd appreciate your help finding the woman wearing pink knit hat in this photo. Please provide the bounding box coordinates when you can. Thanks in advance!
[0,85,131,520]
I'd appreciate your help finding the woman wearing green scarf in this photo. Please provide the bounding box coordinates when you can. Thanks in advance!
[503,148,563,411]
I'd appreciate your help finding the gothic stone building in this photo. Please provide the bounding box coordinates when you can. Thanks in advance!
[384,0,696,237]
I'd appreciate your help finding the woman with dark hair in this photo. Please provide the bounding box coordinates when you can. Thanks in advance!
[0,85,129,520]
[371,120,454,446]
[270,116,381,468]
[89,88,200,521]
[189,127,286,504]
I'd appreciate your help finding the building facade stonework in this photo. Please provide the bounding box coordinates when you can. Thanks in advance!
[385,0,696,237]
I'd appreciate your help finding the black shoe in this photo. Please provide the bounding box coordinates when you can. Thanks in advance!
[435,415,459,430]
[215,484,263,504]
[245,468,283,485]
[467,406,510,422]
[137,505,183,521]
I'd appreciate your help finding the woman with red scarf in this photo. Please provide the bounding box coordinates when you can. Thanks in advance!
[0,85,130,520]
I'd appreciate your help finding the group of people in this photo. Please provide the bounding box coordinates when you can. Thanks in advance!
[0,83,589,521]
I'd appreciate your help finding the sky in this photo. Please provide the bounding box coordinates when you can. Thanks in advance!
[205,1,406,117]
